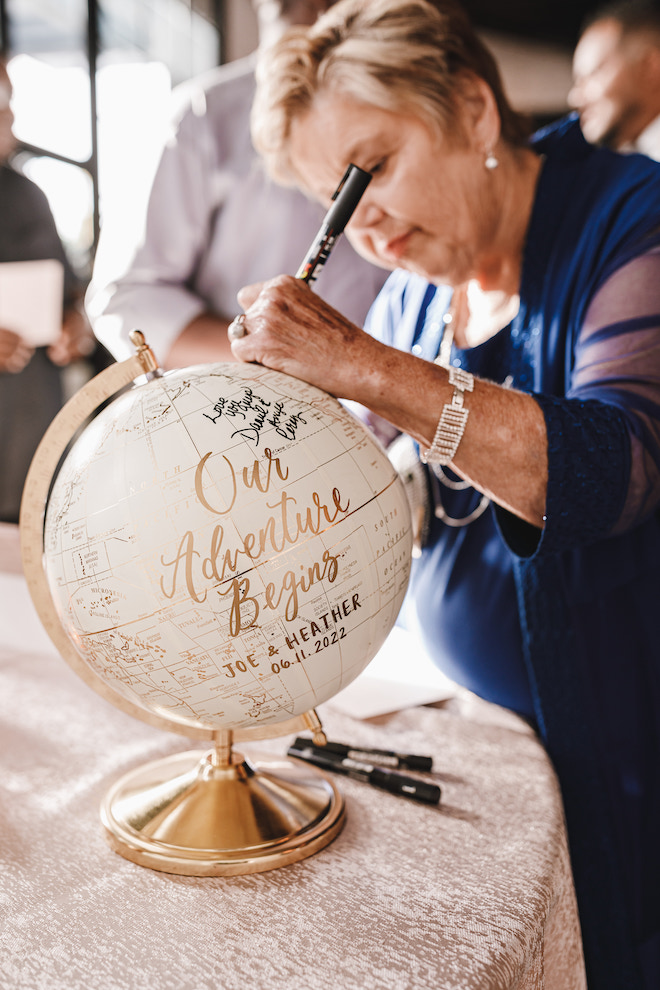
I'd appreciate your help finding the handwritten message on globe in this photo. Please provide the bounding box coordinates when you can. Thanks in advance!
[43,364,412,732]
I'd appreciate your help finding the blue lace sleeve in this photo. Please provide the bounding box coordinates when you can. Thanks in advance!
[498,247,660,558]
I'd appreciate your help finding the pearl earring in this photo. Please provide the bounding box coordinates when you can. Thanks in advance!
[485,151,499,170]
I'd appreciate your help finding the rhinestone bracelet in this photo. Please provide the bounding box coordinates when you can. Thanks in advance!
[420,366,474,466]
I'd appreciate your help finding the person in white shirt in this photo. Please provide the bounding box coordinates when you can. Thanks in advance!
[568,0,660,161]
[86,0,388,369]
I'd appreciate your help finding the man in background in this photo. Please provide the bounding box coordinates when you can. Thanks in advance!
[569,0,660,160]
[0,58,94,523]
[86,0,388,370]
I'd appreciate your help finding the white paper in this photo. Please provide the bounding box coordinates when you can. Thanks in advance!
[329,625,457,719]
[0,258,64,346]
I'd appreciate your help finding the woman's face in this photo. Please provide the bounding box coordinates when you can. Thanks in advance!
[288,90,501,287]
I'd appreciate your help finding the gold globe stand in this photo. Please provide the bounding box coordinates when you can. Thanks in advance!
[101,732,345,876]
[19,333,345,876]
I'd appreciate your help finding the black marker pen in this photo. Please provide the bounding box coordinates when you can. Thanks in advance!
[292,736,433,772]
[295,163,372,285]
[288,745,441,805]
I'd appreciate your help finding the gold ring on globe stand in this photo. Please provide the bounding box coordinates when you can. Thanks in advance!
[19,330,346,877]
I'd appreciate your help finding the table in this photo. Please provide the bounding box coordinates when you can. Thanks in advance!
[0,524,586,990]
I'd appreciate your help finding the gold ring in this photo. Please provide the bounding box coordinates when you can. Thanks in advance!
[228,314,247,341]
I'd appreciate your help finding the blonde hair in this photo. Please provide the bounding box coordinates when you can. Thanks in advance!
[252,0,531,183]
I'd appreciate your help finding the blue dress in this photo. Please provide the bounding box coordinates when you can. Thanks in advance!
[365,118,660,989]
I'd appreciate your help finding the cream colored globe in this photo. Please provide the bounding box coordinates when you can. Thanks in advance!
[43,362,413,736]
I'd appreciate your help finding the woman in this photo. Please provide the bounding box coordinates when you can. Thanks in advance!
[229,0,660,985]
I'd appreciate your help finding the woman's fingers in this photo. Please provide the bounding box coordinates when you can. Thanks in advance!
[0,328,34,373]
[230,275,365,395]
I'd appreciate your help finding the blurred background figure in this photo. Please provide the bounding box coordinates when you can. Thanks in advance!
[569,0,660,159]
[85,0,388,370]
[0,58,95,524]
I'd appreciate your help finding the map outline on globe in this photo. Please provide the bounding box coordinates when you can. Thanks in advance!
[28,355,413,739]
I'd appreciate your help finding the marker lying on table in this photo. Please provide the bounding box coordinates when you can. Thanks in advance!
[288,744,441,805]
[295,163,372,284]
[292,736,434,772]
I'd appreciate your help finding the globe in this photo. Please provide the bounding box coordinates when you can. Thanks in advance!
[42,361,413,737]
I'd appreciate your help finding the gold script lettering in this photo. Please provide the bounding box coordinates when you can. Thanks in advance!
[160,450,350,635]
[264,550,340,621]
[160,532,204,603]
[242,448,288,492]
[217,577,259,636]
[194,452,236,515]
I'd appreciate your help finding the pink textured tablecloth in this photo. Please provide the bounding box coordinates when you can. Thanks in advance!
[0,524,586,990]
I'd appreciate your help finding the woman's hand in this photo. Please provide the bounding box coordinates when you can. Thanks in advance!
[0,327,34,373]
[47,305,96,367]
[232,275,379,399]
[231,274,548,528]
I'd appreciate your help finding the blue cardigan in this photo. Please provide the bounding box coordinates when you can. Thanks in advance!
[366,118,660,988]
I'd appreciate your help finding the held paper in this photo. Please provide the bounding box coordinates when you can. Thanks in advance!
[0,258,64,346]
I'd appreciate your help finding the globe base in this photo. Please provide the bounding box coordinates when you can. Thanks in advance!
[100,747,346,876]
